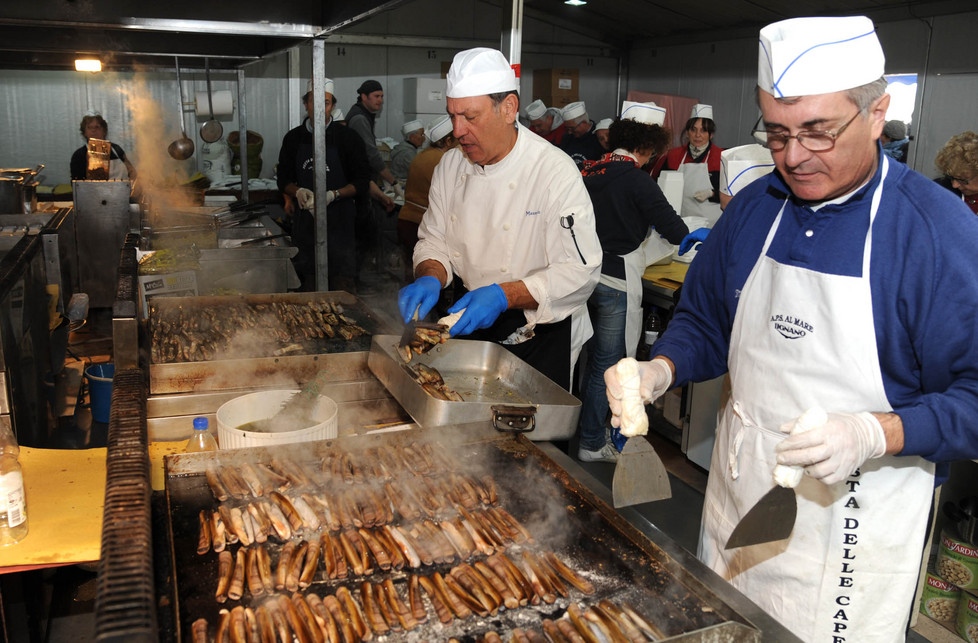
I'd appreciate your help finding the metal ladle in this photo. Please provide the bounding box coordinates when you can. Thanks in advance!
[168,56,195,160]
[199,58,223,144]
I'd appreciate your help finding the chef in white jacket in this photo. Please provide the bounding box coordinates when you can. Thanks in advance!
[399,47,601,389]
[604,16,978,642]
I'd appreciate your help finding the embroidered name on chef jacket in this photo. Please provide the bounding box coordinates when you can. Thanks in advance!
[831,469,865,641]
[769,313,814,339]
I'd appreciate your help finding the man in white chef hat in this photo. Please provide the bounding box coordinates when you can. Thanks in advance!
[399,47,601,389]
[389,119,425,182]
[606,16,978,641]
[525,99,567,146]
[559,100,604,169]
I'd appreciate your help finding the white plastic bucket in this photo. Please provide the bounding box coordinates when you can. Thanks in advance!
[216,389,338,450]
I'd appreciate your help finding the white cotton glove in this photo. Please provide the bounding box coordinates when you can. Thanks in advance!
[693,189,713,202]
[295,187,315,210]
[324,189,337,206]
[606,358,673,433]
[775,410,887,486]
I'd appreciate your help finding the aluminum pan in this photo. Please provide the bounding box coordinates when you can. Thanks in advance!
[368,334,580,441]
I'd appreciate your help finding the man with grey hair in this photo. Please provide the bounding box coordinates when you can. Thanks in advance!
[525,99,566,145]
[399,48,601,389]
[605,15,978,641]
[559,101,604,169]
[390,119,425,182]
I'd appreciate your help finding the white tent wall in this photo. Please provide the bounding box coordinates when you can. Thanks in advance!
[627,11,978,177]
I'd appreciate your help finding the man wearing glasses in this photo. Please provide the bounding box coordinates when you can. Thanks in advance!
[605,16,978,641]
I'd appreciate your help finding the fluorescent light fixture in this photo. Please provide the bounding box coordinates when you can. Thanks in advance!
[75,58,102,72]
[565,0,587,4]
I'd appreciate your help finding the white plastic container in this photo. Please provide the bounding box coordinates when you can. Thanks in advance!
[216,389,338,450]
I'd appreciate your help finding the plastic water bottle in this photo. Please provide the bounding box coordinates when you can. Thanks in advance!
[185,417,218,452]
[0,425,27,545]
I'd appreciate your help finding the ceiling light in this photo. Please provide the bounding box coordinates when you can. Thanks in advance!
[565,0,587,5]
[75,58,102,72]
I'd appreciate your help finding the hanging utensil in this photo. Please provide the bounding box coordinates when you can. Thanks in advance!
[199,58,223,144]
[168,56,195,160]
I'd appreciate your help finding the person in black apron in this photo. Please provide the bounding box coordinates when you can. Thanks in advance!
[276,79,371,292]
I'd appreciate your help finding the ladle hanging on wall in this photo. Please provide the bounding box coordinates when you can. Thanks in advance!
[199,58,223,144]
[168,56,195,160]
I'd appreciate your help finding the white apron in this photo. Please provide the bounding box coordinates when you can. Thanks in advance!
[108,158,129,180]
[678,150,722,225]
[622,244,649,358]
[698,157,935,642]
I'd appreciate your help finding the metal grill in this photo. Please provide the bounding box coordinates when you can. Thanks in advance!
[94,367,157,643]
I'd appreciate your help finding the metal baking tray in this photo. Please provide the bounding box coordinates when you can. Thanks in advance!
[367,334,580,441]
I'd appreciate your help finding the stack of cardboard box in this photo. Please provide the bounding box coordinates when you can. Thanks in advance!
[532,68,580,109]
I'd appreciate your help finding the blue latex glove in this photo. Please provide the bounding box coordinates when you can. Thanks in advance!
[679,227,710,256]
[447,284,508,337]
[397,275,441,322]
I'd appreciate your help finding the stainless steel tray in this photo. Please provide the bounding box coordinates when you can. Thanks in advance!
[368,334,580,440]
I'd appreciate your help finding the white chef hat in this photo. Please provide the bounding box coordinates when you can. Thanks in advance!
[562,101,587,121]
[690,104,714,120]
[720,144,776,197]
[331,107,345,121]
[401,120,424,137]
[306,77,336,97]
[425,115,453,143]
[620,101,666,126]
[525,99,548,120]
[595,118,614,131]
[446,48,519,99]
[758,16,885,98]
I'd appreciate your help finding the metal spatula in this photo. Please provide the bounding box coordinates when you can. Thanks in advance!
[399,304,420,348]
[612,435,672,507]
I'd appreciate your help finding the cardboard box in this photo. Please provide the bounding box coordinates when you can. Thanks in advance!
[533,68,579,102]
[138,271,198,319]
[537,94,577,110]
[404,78,447,114]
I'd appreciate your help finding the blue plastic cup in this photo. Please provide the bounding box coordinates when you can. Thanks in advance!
[85,363,115,424]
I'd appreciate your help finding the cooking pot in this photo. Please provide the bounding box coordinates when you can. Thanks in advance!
[0,176,24,214]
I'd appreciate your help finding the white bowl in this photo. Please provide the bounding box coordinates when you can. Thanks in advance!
[216,389,338,450]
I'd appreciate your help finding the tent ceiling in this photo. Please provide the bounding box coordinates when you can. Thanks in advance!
[0,0,974,71]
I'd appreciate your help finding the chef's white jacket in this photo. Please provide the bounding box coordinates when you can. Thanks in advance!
[414,124,601,329]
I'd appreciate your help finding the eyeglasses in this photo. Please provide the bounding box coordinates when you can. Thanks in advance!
[751,111,861,152]
[946,174,975,185]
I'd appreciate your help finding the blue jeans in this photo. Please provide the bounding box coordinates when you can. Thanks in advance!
[578,282,628,451]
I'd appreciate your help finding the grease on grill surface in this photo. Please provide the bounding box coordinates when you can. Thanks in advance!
[168,440,732,641]
[149,299,369,364]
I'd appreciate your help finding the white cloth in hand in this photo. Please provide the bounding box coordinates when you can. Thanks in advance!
[693,189,713,202]
[775,411,886,486]
[773,407,828,488]
[615,358,649,437]
[606,358,672,431]
[437,309,464,331]
[324,189,337,206]
[296,188,315,210]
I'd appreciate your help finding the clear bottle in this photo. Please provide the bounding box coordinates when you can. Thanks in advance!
[0,427,28,545]
[185,417,218,453]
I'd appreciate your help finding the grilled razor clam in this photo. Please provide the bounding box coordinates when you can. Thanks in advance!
[452,564,501,614]
[261,499,293,541]
[245,546,265,598]
[257,463,291,491]
[458,514,495,556]
[306,493,341,532]
[289,494,321,532]
[322,532,348,579]
[484,633,503,643]
[256,544,274,593]
[285,540,309,592]
[290,593,325,643]
[338,529,367,576]
[417,520,456,564]
[485,554,528,606]
[407,574,428,624]
[271,457,311,489]
[229,507,253,547]
[477,474,499,506]
[277,594,315,643]
[216,550,234,603]
[319,532,337,579]
[414,364,444,385]
[219,466,251,499]
[474,561,520,610]
[385,481,422,522]
[358,528,392,571]
[543,619,572,643]
[323,594,358,643]
[596,602,645,643]
[335,492,363,531]
[371,582,400,631]
[555,618,588,643]
[620,603,667,641]
[361,581,391,635]
[306,594,341,643]
[336,585,371,641]
[472,510,509,549]
[297,539,320,589]
[544,552,595,595]
[431,571,472,619]
[482,507,518,543]
[191,618,208,643]
[205,468,230,502]
[524,550,568,599]
[244,607,261,643]
[492,506,534,543]
[450,517,478,555]
[421,382,451,401]
[275,540,297,591]
[383,578,419,631]
[265,598,292,643]
[215,609,232,643]
[584,606,628,643]
[352,487,378,527]
[269,491,304,533]
[444,572,490,617]
[439,520,474,559]
[384,524,421,569]
[373,525,405,570]
[255,605,277,643]
[245,504,268,544]
[210,510,228,553]
[218,506,239,545]
[348,528,374,575]
[520,551,557,604]
[496,553,539,606]
[227,548,247,601]
[239,463,265,497]
[449,474,480,509]
[196,510,212,555]
[510,629,531,643]
[417,575,453,624]
[567,603,602,643]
